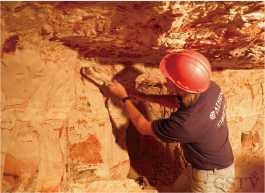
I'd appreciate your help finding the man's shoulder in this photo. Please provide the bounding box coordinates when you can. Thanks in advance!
[210,80,221,89]
[206,81,223,99]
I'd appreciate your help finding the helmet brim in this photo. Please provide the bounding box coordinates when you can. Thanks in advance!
[159,53,178,83]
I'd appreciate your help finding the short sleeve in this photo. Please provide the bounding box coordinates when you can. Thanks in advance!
[152,116,196,143]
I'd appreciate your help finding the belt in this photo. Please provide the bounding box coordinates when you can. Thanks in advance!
[192,165,230,171]
[216,166,228,170]
[192,162,234,172]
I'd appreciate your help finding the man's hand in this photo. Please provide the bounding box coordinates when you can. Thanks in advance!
[108,80,128,99]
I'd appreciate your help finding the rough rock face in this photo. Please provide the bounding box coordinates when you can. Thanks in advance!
[1,1,264,192]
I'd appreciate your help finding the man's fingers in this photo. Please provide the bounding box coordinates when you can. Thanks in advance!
[112,79,119,85]
[109,79,118,87]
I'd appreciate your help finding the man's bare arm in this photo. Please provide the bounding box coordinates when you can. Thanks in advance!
[108,80,157,138]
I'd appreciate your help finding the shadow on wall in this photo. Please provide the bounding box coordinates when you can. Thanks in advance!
[81,65,186,190]
[53,1,186,190]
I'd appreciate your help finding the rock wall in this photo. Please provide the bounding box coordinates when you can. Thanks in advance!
[1,1,264,192]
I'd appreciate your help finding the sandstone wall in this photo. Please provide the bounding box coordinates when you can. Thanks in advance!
[1,1,264,192]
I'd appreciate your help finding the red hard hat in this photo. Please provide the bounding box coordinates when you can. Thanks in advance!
[159,50,211,93]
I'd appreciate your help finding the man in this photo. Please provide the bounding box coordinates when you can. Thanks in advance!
[108,50,235,192]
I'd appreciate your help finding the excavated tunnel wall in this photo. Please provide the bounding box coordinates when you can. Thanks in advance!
[1,1,264,192]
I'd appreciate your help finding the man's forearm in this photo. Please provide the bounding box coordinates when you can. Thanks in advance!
[108,80,157,138]
[123,99,156,138]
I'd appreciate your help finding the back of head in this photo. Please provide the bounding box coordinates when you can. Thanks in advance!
[159,50,212,93]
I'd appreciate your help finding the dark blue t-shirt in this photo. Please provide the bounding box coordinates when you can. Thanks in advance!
[152,81,234,170]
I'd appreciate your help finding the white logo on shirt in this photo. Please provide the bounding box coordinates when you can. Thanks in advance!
[218,105,226,128]
[209,92,223,120]
[210,111,216,120]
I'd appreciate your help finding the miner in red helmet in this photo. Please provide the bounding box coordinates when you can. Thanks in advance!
[109,50,235,192]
